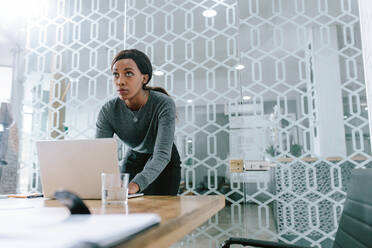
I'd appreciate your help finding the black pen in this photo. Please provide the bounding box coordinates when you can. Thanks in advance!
[27,194,44,198]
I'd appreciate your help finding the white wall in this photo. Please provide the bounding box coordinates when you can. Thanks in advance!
[359,0,372,152]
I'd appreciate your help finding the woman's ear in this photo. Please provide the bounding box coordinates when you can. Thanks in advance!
[143,74,149,84]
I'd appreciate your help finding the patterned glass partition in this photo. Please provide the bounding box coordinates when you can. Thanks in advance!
[20,0,371,247]
[21,0,126,191]
[231,1,372,247]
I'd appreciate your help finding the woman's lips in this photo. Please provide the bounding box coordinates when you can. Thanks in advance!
[117,89,129,94]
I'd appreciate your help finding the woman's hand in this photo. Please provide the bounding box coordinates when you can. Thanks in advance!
[128,182,140,194]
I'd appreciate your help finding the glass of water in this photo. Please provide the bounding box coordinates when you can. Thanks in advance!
[101,173,129,205]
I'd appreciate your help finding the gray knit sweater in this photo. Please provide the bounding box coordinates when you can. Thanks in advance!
[95,90,176,191]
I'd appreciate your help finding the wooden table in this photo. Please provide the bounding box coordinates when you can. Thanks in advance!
[0,195,225,248]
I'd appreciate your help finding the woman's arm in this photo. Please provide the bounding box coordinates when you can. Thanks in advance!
[96,105,114,138]
[131,99,176,192]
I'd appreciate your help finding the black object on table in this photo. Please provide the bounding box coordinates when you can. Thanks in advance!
[54,190,91,215]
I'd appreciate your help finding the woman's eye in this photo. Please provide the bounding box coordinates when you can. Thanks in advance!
[113,72,119,77]
[125,71,134,76]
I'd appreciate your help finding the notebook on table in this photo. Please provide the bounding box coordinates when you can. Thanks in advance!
[0,213,161,248]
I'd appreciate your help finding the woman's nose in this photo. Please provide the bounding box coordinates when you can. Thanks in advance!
[116,77,126,86]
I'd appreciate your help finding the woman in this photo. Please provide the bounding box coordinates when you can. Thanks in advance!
[96,49,181,195]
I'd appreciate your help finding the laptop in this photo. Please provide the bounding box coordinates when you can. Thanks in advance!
[36,138,120,199]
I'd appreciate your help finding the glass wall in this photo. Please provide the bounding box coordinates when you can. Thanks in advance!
[20,0,371,247]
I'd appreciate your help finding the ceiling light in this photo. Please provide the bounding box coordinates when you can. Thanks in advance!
[365,107,368,111]
[242,96,251,100]
[235,64,245,70]
[203,9,217,18]
[187,139,193,143]
[153,70,164,76]
[187,99,193,103]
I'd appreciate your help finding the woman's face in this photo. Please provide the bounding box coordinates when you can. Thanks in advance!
[112,58,148,101]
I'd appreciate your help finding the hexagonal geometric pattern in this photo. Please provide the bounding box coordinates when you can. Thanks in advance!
[20,1,372,248]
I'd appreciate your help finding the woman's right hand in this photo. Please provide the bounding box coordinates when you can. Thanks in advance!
[128,182,140,194]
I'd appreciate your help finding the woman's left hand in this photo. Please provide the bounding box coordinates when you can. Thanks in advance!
[128,182,140,194]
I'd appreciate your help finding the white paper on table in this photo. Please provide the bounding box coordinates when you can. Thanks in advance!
[0,213,161,248]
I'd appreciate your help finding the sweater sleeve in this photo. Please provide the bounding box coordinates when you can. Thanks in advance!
[95,105,114,138]
[131,98,176,191]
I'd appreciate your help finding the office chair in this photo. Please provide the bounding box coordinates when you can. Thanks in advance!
[221,168,372,248]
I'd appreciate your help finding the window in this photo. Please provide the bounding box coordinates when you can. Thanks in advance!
[0,66,13,101]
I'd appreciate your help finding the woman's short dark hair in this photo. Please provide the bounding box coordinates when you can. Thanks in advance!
[111,49,169,95]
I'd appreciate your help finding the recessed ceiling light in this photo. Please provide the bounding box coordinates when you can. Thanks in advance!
[153,70,164,76]
[242,96,251,100]
[203,9,217,17]
[187,99,193,103]
[187,139,193,143]
[235,64,245,70]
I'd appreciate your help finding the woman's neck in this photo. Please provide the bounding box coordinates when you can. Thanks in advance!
[125,90,149,110]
